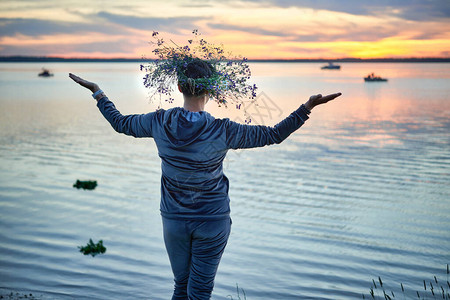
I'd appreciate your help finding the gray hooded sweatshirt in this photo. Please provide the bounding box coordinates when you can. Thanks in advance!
[97,97,310,220]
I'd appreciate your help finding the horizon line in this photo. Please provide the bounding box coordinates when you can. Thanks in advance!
[1,55,449,63]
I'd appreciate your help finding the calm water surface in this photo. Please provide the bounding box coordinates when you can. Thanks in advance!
[0,62,449,299]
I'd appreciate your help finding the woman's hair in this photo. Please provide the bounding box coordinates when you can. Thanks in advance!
[179,59,215,96]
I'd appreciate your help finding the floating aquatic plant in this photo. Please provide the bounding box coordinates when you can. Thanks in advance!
[73,180,97,190]
[141,29,258,110]
[78,239,106,257]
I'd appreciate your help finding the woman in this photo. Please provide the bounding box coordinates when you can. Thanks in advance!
[69,59,341,299]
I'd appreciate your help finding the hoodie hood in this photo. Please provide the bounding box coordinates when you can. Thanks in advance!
[163,107,215,147]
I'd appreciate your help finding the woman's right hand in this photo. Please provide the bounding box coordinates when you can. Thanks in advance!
[69,73,100,93]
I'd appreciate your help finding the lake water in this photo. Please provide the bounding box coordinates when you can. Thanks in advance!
[0,62,449,299]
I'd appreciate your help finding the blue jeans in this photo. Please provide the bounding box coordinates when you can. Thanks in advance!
[162,217,232,300]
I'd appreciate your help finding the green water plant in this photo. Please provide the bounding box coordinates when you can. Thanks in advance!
[0,291,41,299]
[78,239,106,257]
[73,180,97,190]
[362,264,449,299]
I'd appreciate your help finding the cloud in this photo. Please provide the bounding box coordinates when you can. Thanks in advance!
[412,29,450,40]
[0,13,205,38]
[0,39,137,56]
[238,0,450,21]
[0,17,126,37]
[208,22,290,37]
[63,40,138,53]
[397,1,450,21]
[208,21,401,43]
[96,12,205,32]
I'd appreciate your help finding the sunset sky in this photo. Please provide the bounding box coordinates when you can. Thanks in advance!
[0,0,449,59]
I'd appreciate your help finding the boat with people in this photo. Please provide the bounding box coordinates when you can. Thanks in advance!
[321,62,341,70]
[364,73,387,82]
[38,68,54,77]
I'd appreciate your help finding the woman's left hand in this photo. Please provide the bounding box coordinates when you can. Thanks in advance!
[305,92,342,111]
[69,73,100,93]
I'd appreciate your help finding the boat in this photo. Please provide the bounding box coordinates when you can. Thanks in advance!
[38,68,54,77]
[321,62,341,70]
[364,73,387,82]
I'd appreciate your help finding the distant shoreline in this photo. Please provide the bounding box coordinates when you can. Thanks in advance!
[1,56,449,63]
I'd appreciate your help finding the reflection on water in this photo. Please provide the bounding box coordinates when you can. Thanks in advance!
[0,62,449,299]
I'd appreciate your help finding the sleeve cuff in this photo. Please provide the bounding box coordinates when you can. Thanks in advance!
[92,90,106,101]
[92,89,103,98]
[300,104,311,115]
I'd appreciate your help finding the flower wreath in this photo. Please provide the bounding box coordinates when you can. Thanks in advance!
[141,30,258,111]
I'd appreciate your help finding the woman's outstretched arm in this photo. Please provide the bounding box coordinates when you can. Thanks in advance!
[226,92,342,149]
[69,73,155,138]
